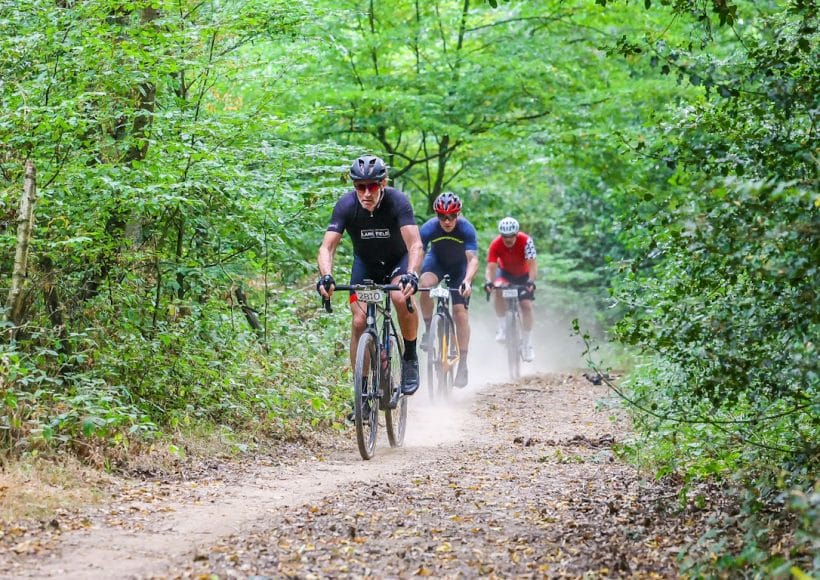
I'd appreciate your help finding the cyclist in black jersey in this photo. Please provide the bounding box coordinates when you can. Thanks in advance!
[316,155,423,395]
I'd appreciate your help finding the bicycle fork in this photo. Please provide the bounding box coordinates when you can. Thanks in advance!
[442,310,460,368]
[382,320,403,410]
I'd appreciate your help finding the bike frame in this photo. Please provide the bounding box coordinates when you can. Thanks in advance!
[488,284,528,381]
[420,275,460,401]
[323,280,409,459]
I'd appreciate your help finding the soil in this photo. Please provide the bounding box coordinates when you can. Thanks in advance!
[0,370,713,579]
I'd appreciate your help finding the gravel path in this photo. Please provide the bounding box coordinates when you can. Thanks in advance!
[3,372,695,579]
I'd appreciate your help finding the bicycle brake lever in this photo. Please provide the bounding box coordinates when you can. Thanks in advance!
[406,298,414,314]
[323,298,333,313]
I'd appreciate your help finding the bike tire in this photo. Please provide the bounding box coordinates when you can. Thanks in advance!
[354,331,379,460]
[384,332,407,447]
[441,316,457,400]
[427,313,447,402]
[505,311,521,381]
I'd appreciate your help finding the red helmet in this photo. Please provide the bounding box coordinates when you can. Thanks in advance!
[433,192,462,215]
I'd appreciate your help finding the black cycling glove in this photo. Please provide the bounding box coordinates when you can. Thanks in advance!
[316,274,335,295]
[399,272,419,294]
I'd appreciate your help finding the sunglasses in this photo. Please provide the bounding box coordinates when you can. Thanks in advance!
[354,182,381,193]
[437,213,458,222]
[502,234,516,240]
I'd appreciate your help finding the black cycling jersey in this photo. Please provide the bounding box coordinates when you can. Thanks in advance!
[327,186,417,267]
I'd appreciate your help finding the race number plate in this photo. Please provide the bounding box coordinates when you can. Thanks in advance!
[430,287,450,299]
[356,289,384,303]
[502,288,519,299]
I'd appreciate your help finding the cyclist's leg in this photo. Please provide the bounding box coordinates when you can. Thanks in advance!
[386,255,419,342]
[493,272,510,340]
[420,256,447,351]
[387,256,420,394]
[513,272,536,362]
[349,303,367,368]
[348,257,371,367]
[418,273,438,354]
[519,298,535,361]
[453,303,469,355]
[452,302,470,387]
[418,265,440,339]
[449,267,470,353]
[446,267,468,386]
[519,298,535,332]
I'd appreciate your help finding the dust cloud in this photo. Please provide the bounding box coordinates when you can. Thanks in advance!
[404,294,601,449]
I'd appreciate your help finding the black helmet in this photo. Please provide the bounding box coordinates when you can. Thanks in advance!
[349,155,387,181]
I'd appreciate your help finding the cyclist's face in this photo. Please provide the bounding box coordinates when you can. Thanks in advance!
[501,234,517,247]
[436,212,459,232]
[354,180,383,211]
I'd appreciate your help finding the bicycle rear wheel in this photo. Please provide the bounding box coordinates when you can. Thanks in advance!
[354,331,380,460]
[505,311,521,381]
[384,333,407,447]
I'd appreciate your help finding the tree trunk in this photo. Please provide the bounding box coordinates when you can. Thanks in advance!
[79,5,158,301]
[41,254,68,346]
[234,285,266,346]
[5,161,37,337]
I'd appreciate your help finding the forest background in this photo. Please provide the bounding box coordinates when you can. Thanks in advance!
[0,0,817,576]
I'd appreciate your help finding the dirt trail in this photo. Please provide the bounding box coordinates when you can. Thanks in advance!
[1,369,699,579]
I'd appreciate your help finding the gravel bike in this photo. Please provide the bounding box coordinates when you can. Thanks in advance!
[420,275,461,402]
[323,281,409,460]
[486,284,528,381]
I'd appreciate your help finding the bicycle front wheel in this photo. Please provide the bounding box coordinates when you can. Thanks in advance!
[427,313,448,402]
[440,315,457,400]
[384,333,407,448]
[505,311,521,381]
[354,331,380,460]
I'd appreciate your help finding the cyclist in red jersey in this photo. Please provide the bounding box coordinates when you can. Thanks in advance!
[483,217,537,362]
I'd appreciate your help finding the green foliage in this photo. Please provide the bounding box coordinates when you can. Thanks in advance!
[0,0,349,458]
[615,180,817,409]
[1,0,816,574]
[598,0,819,574]
[1,287,352,458]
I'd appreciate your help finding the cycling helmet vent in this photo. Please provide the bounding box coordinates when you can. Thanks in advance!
[498,217,519,236]
[433,192,462,215]
[349,155,387,181]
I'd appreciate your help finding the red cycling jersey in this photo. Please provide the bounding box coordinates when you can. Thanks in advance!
[487,233,536,277]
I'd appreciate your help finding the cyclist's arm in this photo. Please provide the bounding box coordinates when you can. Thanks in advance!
[317,231,342,297]
[460,250,479,297]
[464,250,479,282]
[524,236,537,284]
[485,261,498,284]
[400,224,424,276]
[526,258,537,284]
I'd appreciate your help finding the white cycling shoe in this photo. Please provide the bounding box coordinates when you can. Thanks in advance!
[521,344,535,362]
[495,329,506,342]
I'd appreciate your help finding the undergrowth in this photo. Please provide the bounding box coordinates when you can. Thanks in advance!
[0,286,351,468]
[613,361,819,578]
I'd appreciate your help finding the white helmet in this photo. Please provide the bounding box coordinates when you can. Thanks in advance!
[498,217,519,236]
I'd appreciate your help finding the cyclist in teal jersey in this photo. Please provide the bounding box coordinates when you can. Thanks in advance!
[419,192,479,387]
